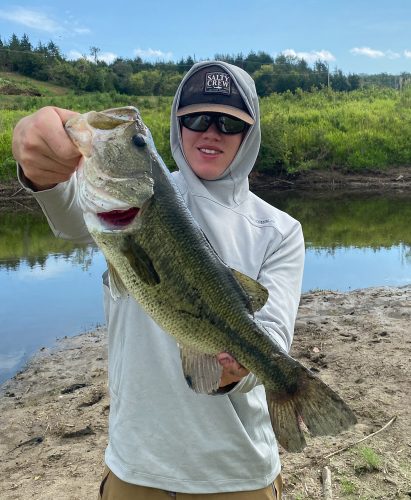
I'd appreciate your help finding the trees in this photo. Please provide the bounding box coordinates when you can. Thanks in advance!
[0,33,391,96]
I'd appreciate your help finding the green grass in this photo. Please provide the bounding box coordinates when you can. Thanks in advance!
[354,446,382,475]
[0,93,174,180]
[1,78,411,180]
[0,71,69,96]
[258,86,411,173]
[339,477,357,495]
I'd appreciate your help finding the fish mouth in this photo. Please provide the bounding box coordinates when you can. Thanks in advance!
[97,207,140,228]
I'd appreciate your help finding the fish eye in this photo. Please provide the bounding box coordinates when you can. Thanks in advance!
[132,134,146,148]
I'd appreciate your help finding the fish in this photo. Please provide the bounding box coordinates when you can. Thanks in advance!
[65,106,357,452]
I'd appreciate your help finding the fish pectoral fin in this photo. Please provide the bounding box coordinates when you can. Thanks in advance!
[122,237,160,286]
[180,345,223,394]
[231,269,269,313]
[108,262,128,299]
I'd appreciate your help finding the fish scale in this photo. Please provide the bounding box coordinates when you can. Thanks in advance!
[65,106,357,452]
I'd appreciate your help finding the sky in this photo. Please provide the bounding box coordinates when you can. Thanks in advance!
[1,1,411,74]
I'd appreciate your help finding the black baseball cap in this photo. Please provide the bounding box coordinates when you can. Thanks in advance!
[177,65,255,125]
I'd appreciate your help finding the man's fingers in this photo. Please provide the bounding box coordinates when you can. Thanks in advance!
[217,353,236,367]
[24,163,77,187]
[217,352,250,387]
[41,107,81,161]
[217,353,248,372]
[12,106,82,189]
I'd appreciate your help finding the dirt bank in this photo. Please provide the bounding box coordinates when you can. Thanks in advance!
[0,180,40,211]
[0,286,410,499]
[249,166,411,192]
[1,166,411,212]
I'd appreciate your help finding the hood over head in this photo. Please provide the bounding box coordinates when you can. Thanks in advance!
[170,61,261,207]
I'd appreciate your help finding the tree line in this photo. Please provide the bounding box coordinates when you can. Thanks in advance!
[1,33,409,96]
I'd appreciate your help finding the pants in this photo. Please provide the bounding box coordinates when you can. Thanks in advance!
[98,467,283,500]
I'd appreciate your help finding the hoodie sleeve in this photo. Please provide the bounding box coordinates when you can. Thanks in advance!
[17,165,93,245]
[224,219,305,395]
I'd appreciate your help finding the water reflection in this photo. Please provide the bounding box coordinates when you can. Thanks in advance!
[1,192,411,384]
[259,190,411,291]
[0,213,107,383]
[261,191,411,248]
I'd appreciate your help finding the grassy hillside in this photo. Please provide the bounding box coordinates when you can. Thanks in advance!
[0,71,70,97]
[1,74,411,181]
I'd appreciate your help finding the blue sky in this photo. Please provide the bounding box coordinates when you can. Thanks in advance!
[1,1,411,74]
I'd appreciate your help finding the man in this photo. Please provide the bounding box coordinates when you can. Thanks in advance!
[13,61,305,499]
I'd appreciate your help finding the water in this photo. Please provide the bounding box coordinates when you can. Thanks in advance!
[260,191,411,291]
[0,247,106,384]
[1,191,410,384]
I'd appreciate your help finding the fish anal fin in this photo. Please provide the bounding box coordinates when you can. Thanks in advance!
[266,372,357,452]
[108,262,128,299]
[122,236,160,286]
[180,345,223,394]
[231,269,269,313]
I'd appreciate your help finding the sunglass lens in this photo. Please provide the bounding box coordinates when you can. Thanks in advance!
[218,116,247,134]
[181,114,248,134]
[181,114,211,132]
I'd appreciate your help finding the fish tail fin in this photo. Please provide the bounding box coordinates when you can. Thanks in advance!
[266,373,357,452]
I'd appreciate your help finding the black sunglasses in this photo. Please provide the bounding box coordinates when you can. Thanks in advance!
[180,113,249,135]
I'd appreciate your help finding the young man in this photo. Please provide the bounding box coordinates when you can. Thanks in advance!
[13,61,305,499]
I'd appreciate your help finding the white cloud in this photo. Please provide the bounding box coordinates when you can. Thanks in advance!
[134,48,173,61]
[73,27,91,35]
[404,50,411,58]
[0,6,90,36]
[350,47,386,58]
[281,49,335,64]
[385,50,401,60]
[67,50,118,64]
[67,50,86,60]
[0,7,62,33]
[96,51,117,64]
[350,47,401,59]
[17,258,69,281]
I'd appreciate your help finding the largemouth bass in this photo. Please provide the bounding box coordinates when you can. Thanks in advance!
[65,106,356,452]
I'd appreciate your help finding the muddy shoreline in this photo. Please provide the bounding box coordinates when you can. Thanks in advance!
[248,166,411,192]
[0,286,410,499]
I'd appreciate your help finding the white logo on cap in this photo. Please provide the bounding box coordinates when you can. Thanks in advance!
[205,72,231,95]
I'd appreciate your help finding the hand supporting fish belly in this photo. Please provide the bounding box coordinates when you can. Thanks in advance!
[217,352,250,387]
[65,106,357,452]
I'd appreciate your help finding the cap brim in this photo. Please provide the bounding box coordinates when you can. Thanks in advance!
[176,104,255,125]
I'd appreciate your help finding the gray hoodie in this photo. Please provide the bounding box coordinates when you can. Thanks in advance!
[19,61,305,494]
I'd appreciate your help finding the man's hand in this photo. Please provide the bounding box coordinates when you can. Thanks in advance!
[217,352,250,388]
[12,106,81,190]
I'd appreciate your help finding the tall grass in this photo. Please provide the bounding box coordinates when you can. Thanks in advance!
[258,87,411,172]
[1,87,411,181]
[0,93,174,179]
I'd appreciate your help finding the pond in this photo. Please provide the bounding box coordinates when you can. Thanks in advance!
[1,190,410,384]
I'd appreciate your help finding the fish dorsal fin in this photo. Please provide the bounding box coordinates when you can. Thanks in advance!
[180,345,223,394]
[231,269,269,313]
[108,262,128,299]
[122,236,160,286]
